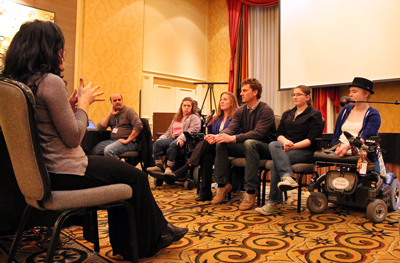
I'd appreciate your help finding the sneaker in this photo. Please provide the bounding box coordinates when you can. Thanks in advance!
[255,203,278,215]
[239,191,259,210]
[164,167,173,176]
[211,183,232,205]
[278,175,298,191]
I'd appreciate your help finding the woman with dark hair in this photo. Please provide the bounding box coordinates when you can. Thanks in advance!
[255,85,323,215]
[2,20,187,260]
[166,92,239,201]
[147,97,201,175]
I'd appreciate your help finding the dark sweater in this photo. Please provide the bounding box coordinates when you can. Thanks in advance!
[277,105,323,152]
[222,101,276,143]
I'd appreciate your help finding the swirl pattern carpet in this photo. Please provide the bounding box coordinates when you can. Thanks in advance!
[1,176,400,263]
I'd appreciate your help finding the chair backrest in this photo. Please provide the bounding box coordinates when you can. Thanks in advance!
[0,78,51,208]
[274,115,281,129]
[138,118,155,169]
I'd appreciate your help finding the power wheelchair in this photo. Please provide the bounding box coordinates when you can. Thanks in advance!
[307,132,400,223]
[147,116,206,190]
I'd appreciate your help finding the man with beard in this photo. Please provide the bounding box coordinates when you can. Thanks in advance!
[91,93,143,158]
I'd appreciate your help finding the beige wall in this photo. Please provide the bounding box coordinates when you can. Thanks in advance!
[81,0,144,123]
[11,0,77,94]
[208,0,230,101]
[81,0,230,124]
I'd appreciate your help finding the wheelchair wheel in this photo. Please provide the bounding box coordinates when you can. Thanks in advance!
[389,179,400,211]
[366,199,387,223]
[307,192,328,214]
[164,176,176,185]
[154,178,164,187]
[184,179,194,190]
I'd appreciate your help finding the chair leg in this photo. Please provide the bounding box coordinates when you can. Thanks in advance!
[258,171,261,207]
[260,170,267,206]
[89,211,100,252]
[297,173,305,214]
[44,209,85,263]
[6,205,33,263]
[284,190,288,201]
[100,201,138,263]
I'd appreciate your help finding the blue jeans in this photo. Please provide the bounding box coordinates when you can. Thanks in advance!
[153,137,182,167]
[91,139,138,159]
[213,139,271,191]
[268,141,313,204]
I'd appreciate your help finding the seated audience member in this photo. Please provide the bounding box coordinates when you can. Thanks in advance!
[166,92,239,201]
[147,97,201,175]
[209,78,276,210]
[1,20,187,260]
[331,77,381,158]
[255,85,322,215]
[91,93,142,158]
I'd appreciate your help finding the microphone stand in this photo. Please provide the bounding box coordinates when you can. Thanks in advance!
[340,96,400,107]
[193,82,228,133]
[193,82,228,115]
[350,100,400,105]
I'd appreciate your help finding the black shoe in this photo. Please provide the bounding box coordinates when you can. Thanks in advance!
[164,172,179,181]
[158,222,187,251]
[165,172,187,181]
[157,235,174,251]
[195,192,213,201]
[161,223,188,242]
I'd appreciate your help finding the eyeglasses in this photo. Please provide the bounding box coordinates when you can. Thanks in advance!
[291,93,305,97]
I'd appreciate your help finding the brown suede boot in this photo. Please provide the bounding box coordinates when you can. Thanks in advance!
[239,190,259,210]
[211,183,232,205]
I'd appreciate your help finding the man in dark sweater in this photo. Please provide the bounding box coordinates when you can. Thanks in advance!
[208,78,276,210]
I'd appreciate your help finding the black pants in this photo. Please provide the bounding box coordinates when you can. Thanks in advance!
[50,155,167,258]
[187,140,216,195]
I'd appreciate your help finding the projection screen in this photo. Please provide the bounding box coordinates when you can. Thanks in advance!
[279,0,400,90]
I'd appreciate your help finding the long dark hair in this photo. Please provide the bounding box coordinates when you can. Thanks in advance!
[2,20,65,93]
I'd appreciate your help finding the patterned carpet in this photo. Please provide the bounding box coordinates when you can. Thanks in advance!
[2,176,400,263]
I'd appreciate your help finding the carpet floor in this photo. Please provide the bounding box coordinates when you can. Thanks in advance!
[1,176,400,263]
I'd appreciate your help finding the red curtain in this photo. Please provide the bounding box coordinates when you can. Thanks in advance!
[226,0,278,92]
[313,87,339,133]
[227,0,243,92]
[239,0,278,6]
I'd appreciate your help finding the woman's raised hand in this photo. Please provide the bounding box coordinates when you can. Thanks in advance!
[77,78,105,112]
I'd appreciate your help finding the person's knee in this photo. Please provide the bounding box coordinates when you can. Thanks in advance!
[104,145,115,158]
[216,142,227,152]
[244,139,257,149]
[243,139,258,154]
[269,141,283,151]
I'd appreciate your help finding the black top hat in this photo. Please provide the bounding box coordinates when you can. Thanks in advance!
[348,77,374,94]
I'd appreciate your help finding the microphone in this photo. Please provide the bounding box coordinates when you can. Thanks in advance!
[340,96,355,107]
[203,110,215,127]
